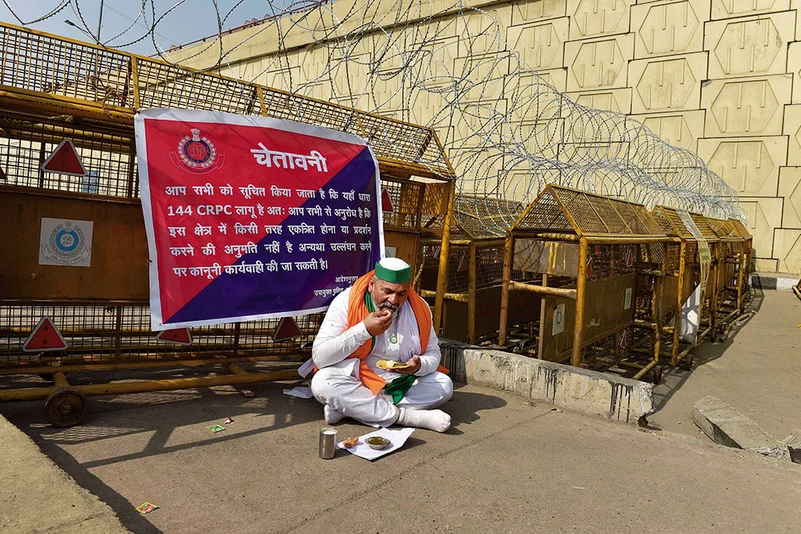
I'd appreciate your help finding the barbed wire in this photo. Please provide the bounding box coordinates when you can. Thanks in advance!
[8,0,744,229]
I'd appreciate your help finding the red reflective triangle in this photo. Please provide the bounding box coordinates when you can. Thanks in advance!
[41,139,86,176]
[156,328,193,345]
[273,317,302,342]
[23,317,68,352]
[619,329,629,350]
[0,164,6,181]
[381,189,394,213]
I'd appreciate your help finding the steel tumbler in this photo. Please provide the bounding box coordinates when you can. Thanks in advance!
[319,427,337,459]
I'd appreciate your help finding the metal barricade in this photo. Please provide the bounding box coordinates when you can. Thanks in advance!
[707,217,751,340]
[497,185,669,382]
[0,22,456,426]
[649,206,699,369]
[416,195,528,344]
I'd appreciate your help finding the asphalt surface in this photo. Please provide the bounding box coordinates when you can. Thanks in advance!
[2,376,801,533]
[651,290,801,441]
[2,290,800,533]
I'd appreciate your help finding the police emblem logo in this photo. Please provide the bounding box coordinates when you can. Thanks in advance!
[170,128,225,173]
[39,218,94,267]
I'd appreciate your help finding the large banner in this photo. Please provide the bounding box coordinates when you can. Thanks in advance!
[135,109,383,330]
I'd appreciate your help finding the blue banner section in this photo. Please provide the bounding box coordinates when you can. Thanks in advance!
[167,147,381,324]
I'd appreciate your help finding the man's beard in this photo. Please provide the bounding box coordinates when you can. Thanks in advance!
[378,301,399,313]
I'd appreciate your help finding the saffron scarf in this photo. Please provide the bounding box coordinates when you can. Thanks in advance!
[346,271,446,395]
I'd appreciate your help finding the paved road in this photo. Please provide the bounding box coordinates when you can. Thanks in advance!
[651,290,801,441]
[2,377,801,533]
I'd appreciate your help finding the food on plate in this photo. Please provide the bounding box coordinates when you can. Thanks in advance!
[376,359,411,370]
[343,436,359,448]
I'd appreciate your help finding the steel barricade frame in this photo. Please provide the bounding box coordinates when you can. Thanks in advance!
[416,195,528,344]
[0,23,457,426]
[497,185,670,382]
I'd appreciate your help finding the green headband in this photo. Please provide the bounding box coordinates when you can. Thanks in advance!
[374,261,411,284]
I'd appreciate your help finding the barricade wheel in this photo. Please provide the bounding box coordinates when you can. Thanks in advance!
[44,388,88,428]
[652,366,663,385]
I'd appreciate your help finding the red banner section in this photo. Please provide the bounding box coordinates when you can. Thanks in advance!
[135,109,382,330]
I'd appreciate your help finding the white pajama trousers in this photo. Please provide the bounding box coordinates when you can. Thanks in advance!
[310,359,454,427]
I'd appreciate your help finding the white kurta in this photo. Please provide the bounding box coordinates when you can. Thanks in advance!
[311,287,453,426]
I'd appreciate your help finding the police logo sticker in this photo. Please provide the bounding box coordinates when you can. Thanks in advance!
[552,303,565,336]
[39,218,94,267]
[169,128,225,173]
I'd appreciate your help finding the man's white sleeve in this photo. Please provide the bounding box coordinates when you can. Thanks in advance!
[312,289,372,369]
[415,306,441,376]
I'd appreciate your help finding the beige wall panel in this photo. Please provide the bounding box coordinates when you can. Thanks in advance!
[711,0,790,19]
[631,0,709,59]
[507,72,569,122]
[531,67,569,91]
[773,229,801,272]
[752,257,779,270]
[410,89,444,126]
[513,120,564,159]
[701,75,791,137]
[457,4,513,55]
[630,109,705,150]
[738,196,782,258]
[778,167,801,228]
[452,99,509,149]
[254,65,299,92]
[698,136,787,196]
[566,88,633,113]
[511,0,569,23]
[453,52,509,103]
[788,42,801,103]
[629,52,706,113]
[448,147,507,183]
[783,104,801,166]
[567,0,635,40]
[507,18,569,70]
[565,34,635,91]
[704,14,795,79]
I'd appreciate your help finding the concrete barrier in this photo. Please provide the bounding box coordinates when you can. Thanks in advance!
[445,346,654,425]
[750,272,799,291]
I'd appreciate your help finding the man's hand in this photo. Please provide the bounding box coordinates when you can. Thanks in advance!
[364,309,393,336]
[390,355,421,375]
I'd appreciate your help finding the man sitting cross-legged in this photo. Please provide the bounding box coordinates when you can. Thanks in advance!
[310,257,453,432]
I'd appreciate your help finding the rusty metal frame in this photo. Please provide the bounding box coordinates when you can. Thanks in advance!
[498,185,670,381]
[416,194,522,343]
[0,22,458,424]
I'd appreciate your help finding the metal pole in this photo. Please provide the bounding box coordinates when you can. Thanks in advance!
[571,238,588,367]
[673,242,687,366]
[537,273,548,359]
[433,181,456,334]
[467,244,477,344]
[498,234,515,346]
[97,0,105,43]
[652,274,663,364]
[0,368,301,402]
[508,281,577,299]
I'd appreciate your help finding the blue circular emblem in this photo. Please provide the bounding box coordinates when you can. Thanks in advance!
[55,229,80,252]
[177,128,217,171]
[183,139,212,164]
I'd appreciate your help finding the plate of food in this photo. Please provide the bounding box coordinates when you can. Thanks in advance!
[376,359,413,371]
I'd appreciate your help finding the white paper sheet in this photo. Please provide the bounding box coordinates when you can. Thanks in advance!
[337,427,415,461]
[282,386,314,399]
